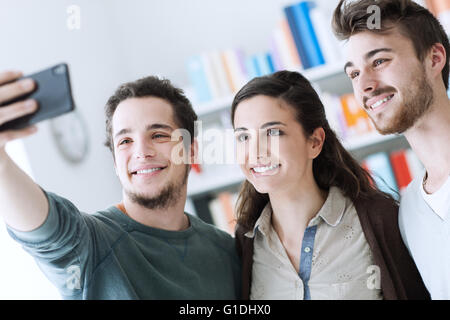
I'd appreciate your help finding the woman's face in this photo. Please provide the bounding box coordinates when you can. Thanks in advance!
[233,95,323,195]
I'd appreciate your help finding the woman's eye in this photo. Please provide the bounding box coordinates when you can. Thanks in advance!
[267,128,281,136]
[237,133,249,142]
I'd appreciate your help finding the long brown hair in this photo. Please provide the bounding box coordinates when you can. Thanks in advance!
[231,70,396,230]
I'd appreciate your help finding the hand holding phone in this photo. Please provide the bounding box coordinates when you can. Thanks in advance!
[0,63,75,133]
[0,71,39,149]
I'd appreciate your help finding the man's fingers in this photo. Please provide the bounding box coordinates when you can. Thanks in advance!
[0,70,22,85]
[0,77,36,105]
[0,126,37,146]
[0,99,38,126]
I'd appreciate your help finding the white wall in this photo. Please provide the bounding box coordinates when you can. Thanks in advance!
[0,0,339,299]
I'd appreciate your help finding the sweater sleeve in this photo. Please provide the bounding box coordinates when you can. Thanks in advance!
[6,191,95,299]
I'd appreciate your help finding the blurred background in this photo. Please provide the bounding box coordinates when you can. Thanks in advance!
[0,0,447,299]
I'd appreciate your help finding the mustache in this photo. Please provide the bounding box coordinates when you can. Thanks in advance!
[363,87,397,108]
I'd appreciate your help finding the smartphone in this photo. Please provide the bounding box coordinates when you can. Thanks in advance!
[0,63,75,131]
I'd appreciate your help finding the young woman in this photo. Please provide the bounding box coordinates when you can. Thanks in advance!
[231,70,429,300]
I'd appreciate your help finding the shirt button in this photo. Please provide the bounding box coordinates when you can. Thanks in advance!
[304,247,311,253]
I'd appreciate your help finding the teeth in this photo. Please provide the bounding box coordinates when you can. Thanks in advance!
[135,168,162,174]
[370,95,393,110]
[253,164,279,173]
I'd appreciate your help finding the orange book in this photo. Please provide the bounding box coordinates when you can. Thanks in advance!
[221,52,237,93]
[339,93,372,133]
[218,192,237,234]
[390,150,413,191]
[280,18,302,69]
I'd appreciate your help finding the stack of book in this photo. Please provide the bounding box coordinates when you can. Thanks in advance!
[186,0,343,103]
[321,92,376,142]
[362,149,424,199]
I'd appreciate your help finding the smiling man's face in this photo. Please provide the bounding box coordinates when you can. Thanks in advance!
[344,27,433,134]
[112,96,189,209]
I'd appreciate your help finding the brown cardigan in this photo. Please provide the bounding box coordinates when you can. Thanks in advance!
[235,194,430,300]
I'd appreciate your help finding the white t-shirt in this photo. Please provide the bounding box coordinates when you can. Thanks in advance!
[420,174,450,220]
[399,171,450,300]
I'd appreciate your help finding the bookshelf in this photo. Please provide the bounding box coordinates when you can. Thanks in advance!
[183,0,423,232]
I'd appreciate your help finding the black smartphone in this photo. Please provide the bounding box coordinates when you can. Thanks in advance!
[0,63,75,131]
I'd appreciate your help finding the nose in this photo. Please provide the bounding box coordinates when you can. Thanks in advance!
[358,69,378,95]
[248,131,270,165]
[134,139,156,159]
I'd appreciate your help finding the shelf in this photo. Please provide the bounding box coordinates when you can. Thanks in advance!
[192,62,345,117]
[343,131,401,151]
[187,165,245,197]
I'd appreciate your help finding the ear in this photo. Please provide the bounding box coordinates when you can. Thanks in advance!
[427,43,446,82]
[308,127,325,160]
[190,138,199,165]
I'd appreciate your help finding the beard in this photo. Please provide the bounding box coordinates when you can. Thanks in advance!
[369,66,434,135]
[125,165,190,210]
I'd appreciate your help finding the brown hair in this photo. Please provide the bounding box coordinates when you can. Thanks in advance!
[332,0,450,89]
[104,76,197,155]
[231,71,396,230]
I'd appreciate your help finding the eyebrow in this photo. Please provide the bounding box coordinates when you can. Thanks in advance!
[114,123,174,140]
[344,48,393,73]
[234,121,287,132]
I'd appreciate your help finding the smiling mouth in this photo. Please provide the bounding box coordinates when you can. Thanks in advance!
[131,167,166,175]
[251,164,280,174]
[368,94,394,111]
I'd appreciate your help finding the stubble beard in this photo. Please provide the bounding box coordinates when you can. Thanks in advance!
[372,66,434,135]
[125,165,190,210]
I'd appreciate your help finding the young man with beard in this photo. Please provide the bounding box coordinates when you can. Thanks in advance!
[0,71,241,299]
[333,0,450,299]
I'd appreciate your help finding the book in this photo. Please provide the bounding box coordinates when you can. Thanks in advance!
[364,152,399,199]
[339,93,373,135]
[186,55,212,103]
[221,49,248,93]
[308,5,343,65]
[284,4,311,68]
[280,17,303,70]
[200,53,221,99]
[284,1,326,69]
[209,51,232,97]
[390,150,413,192]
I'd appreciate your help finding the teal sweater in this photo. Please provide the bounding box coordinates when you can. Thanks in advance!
[7,191,241,299]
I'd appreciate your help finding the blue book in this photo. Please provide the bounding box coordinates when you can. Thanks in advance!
[289,1,326,68]
[266,53,276,74]
[256,53,272,76]
[284,5,311,69]
[365,152,399,200]
[245,56,261,79]
[186,55,212,103]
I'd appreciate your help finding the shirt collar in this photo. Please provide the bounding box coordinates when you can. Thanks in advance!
[245,202,272,238]
[311,186,347,227]
[244,186,348,238]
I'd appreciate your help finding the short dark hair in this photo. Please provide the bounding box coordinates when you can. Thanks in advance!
[332,0,450,89]
[104,76,198,154]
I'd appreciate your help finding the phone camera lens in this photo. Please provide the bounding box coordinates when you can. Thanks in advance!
[53,65,66,75]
